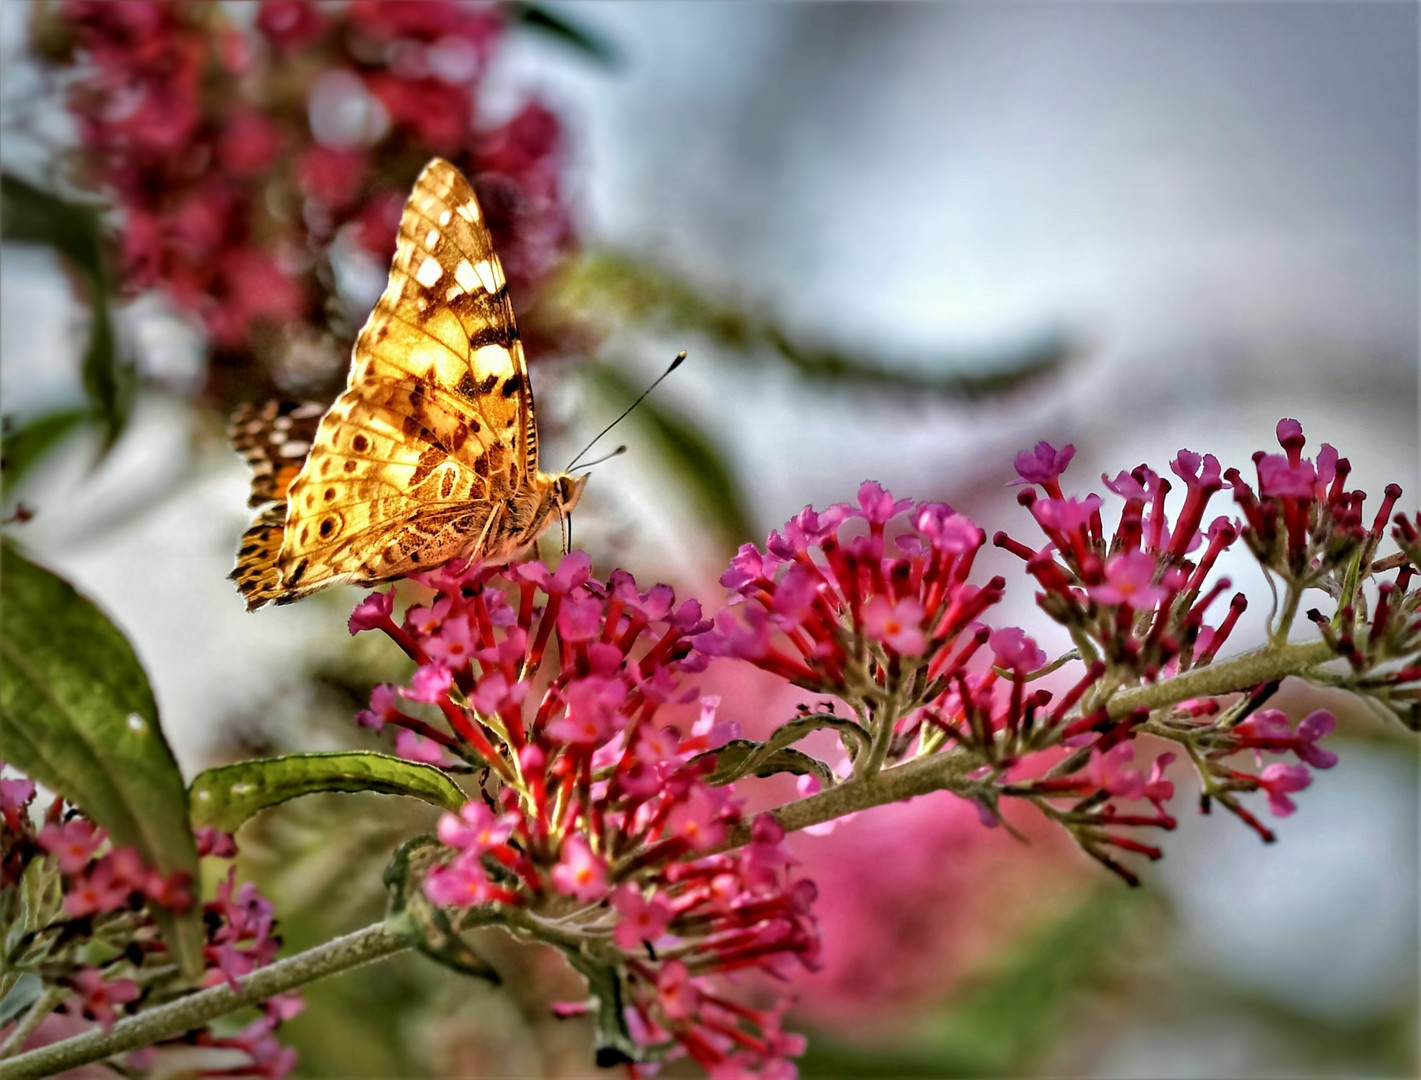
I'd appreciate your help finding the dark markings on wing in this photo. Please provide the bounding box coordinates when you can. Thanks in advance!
[229,401,326,508]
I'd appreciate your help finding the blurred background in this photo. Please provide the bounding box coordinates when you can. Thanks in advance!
[1,2,1416,1076]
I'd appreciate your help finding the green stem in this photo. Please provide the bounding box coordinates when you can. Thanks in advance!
[0,988,67,1060]
[1106,639,1334,718]
[0,923,406,1080]
[720,637,1339,849]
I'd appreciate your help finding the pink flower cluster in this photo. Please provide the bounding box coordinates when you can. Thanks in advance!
[0,774,299,1075]
[698,483,1006,760]
[46,0,572,367]
[693,419,1415,885]
[997,439,1241,681]
[35,818,193,919]
[349,555,819,1076]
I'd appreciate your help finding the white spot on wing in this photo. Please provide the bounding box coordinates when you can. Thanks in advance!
[472,344,515,380]
[424,228,439,249]
[456,200,481,223]
[416,256,443,287]
[455,259,479,293]
[474,259,502,294]
[445,285,463,301]
[438,209,452,226]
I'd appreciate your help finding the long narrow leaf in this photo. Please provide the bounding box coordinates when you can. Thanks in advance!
[0,543,203,978]
[554,251,1075,397]
[510,3,618,66]
[189,751,469,832]
[0,407,90,495]
[1,172,133,448]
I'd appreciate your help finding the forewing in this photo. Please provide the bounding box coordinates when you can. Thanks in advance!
[354,158,537,478]
[268,159,540,601]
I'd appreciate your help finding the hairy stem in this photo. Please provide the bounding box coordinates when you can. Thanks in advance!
[0,924,406,1080]
[1106,639,1334,718]
[721,637,1339,849]
[0,988,67,1061]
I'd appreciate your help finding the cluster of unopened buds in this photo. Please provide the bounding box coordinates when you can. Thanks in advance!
[349,553,818,1076]
[0,774,298,1077]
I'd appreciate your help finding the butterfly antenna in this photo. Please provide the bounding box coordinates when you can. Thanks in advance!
[578,445,627,470]
[567,351,686,470]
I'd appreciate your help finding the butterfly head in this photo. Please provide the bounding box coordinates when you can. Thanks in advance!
[552,471,590,517]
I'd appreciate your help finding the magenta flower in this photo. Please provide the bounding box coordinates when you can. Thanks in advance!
[401,663,453,704]
[437,803,514,854]
[0,775,35,815]
[1295,710,1339,769]
[854,481,913,525]
[1013,441,1076,486]
[422,615,475,666]
[38,819,104,874]
[861,596,928,656]
[1088,551,1169,609]
[1232,708,1339,770]
[356,684,403,730]
[62,856,133,918]
[1143,753,1176,805]
[1088,744,1146,800]
[68,968,140,1032]
[550,835,608,903]
[394,729,445,765]
[1031,494,1101,534]
[655,960,701,1021]
[349,558,821,1076]
[423,855,496,908]
[347,588,395,634]
[1170,450,1222,490]
[665,784,732,852]
[989,627,1046,675]
[471,671,531,716]
[1258,763,1312,816]
[612,885,674,951]
[1256,455,1317,498]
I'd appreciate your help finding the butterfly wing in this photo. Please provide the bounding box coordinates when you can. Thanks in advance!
[229,401,325,508]
[232,159,542,609]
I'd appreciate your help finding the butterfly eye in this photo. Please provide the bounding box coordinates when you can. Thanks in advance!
[557,476,574,504]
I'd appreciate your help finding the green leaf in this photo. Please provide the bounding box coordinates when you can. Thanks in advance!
[699,739,836,790]
[383,836,500,983]
[0,407,90,495]
[189,751,469,833]
[510,3,618,66]
[589,362,756,550]
[553,250,1074,398]
[79,280,130,451]
[0,173,103,270]
[0,173,133,449]
[0,543,204,979]
[0,975,42,1027]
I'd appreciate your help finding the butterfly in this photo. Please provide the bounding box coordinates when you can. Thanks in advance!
[231,158,587,611]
